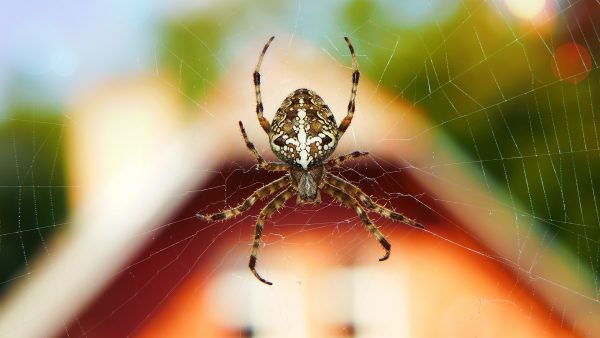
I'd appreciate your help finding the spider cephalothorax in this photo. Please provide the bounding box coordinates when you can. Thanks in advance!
[198,36,423,285]
[290,165,324,204]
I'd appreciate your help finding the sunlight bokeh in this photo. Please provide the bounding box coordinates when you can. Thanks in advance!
[505,0,547,19]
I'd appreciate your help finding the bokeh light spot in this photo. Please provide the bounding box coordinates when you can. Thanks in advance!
[551,43,593,84]
[505,0,546,19]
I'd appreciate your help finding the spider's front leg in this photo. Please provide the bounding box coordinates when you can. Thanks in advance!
[337,37,360,140]
[322,183,391,261]
[250,187,295,285]
[239,121,289,172]
[253,36,275,134]
[325,174,424,229]
[196,176,289,222]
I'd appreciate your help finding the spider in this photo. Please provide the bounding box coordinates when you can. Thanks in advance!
[197,36,423,285]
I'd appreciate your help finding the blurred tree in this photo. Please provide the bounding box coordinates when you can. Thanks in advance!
[0,108,67,295]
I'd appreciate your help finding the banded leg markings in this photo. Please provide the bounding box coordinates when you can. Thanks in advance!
[322,182,391,261]
[196,176,290,222]
[326,174,424,229]
[253,36,275,134]
[324,151,369,169]
[238,121,289,171]
[338,37,360,139]
[250,187,294,285]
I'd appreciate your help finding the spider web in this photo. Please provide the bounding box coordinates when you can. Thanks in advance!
[0,0,599,337]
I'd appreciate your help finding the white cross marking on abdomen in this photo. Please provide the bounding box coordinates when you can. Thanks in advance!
[287,109,323,169]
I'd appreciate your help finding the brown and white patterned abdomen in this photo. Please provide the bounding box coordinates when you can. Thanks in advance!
[269,89,339,169]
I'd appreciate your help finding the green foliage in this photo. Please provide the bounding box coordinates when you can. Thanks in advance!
[0,110,67,295]
[160,13,228,105]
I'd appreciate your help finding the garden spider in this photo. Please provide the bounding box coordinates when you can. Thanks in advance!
[197,36,423,285]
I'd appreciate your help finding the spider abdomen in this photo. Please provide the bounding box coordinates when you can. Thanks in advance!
[269,88,339,169]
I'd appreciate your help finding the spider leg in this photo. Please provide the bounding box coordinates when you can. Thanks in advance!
[250,187,295,285]
[254,36,275,134]
[239,121,289,171]
[337,37,360,140]
[325,174,424,229]
[324,151,369,169]
[196,176,290,222]
[322,182,391,261]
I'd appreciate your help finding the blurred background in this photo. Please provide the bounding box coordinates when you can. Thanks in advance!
[0,0,598,337]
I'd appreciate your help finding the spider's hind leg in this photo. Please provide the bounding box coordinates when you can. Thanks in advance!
[325,174,424,229]
[196,176,290,222]
[322,182,391,261]
[250,187,295,285]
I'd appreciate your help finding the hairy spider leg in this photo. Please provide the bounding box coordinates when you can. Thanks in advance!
[254,36,275,134]
[322,183,391,261]
[324,151,369,169]
[239,121,289,171]
[250,187,295,285]
[196,176,290,222]
[337,37,360,140]
[325,174,424,229]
